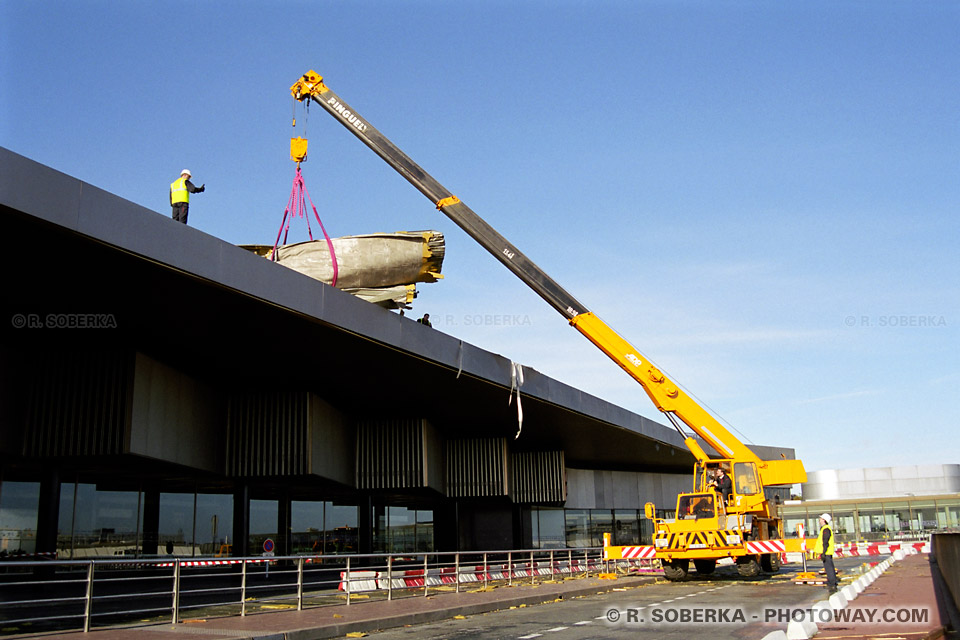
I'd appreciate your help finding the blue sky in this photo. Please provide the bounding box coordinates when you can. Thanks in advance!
[2,1,958,475]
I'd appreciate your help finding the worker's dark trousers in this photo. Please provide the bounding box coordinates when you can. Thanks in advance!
[172,203,189,224]
[822,554,838,590]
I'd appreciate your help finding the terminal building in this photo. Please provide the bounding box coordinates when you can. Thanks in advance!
[783,464,960,545]
[0,147,796,560]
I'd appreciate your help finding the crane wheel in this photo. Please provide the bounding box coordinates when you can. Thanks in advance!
[693,559,716,575]
[736,555,761,578]
[662,559,689,581]
[760,553,781,572]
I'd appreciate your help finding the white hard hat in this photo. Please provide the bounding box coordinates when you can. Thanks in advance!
[181,169,192,177]
[819,513,832,523]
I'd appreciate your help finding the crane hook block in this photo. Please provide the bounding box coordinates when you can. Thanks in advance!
[290,137,308,163]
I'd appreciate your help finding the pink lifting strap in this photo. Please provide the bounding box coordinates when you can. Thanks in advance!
[270,166,338,287]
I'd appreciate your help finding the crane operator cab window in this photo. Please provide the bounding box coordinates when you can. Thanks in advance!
[733,462,760,496]
[678,494,716,520]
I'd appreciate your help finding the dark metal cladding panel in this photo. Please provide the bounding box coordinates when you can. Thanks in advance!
[226,391,309,477]
[510,450,567,504]
[445,438,508,497]
[23,349,131,457]
[356,418,436,490]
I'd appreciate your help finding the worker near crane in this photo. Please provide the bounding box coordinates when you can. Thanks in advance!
[813,513,838,593]
[169,169,205,224]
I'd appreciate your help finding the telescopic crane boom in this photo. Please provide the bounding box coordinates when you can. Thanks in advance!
[291,71,808,578]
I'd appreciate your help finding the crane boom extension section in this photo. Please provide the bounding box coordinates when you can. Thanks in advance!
[292,71,807,579]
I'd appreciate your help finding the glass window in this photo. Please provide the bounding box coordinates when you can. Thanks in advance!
[831,509,855,544]
[325,502,358,555]
[732,463,760,495]
[564,509,590,548]
[909,500,938,532]
[943,502,960,529]
[0,481,40,556]
[291,500,324,555]
[589,510,613,547]
[416,509,434,552]
[677,494,715,520]
[159,493,194,556]
[249,499,277,555]
[196,493,232,556]
[534,508,565,549]
[884,504,911,539]
[614,510,639,546]
[783,513,807,539]
[60,483,142,558]
[639,516,654,545]
[373,505,432,554]
[388,506,415,553]
[856,503,885,541]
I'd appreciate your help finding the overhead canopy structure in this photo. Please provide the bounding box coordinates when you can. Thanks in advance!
[242,231,445,308]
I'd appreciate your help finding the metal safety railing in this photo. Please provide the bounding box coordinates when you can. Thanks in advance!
[0,547,653,635]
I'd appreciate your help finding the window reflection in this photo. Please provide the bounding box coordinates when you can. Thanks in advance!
[0,482,40,556]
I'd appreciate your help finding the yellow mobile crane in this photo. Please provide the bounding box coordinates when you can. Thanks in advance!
[291,71,808,580]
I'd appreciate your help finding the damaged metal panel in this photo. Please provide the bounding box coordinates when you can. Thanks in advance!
[242,231,444,308]
[356,418,442,492]
[510,450,566,504]
[446,438,509,497]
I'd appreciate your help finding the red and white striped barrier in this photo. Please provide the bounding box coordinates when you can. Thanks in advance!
[619,545,657,560]
[157,558,273,568]
[745,540,786,555]
[339,557,616,592]
[834,541,928,557]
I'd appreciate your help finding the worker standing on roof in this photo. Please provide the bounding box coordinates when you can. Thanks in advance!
[170,169,205,224]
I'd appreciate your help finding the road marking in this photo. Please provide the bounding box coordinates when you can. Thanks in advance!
[545,627,568,633]
[574,620,592,626]
[518,635,542,639]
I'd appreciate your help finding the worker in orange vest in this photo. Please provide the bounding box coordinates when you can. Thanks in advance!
[170,169,205,224]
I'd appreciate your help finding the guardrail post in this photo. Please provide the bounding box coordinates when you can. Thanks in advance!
[241,560,248,616]
[423,554,429,597]
[584,550,589,578]
[345,556,351,605]
[172,558,181,625]
[483,553,488,589]
[530,550,535,585]
[507,551,512,586]
[297,557,304,611]
[387,555,393,601]
[550,550,555,580]
[83,561,95,633]
[455,552,460,593]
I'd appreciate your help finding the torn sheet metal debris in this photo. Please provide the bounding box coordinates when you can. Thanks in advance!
[242,231,444,308]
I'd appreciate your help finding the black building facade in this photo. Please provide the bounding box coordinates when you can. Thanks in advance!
[0,148,793,561]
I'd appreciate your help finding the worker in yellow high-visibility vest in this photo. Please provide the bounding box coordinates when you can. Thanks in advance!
[813,512,838,594]
[169,169,205,224]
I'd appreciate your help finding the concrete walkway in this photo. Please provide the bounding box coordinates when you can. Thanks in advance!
[812,552,956,640]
